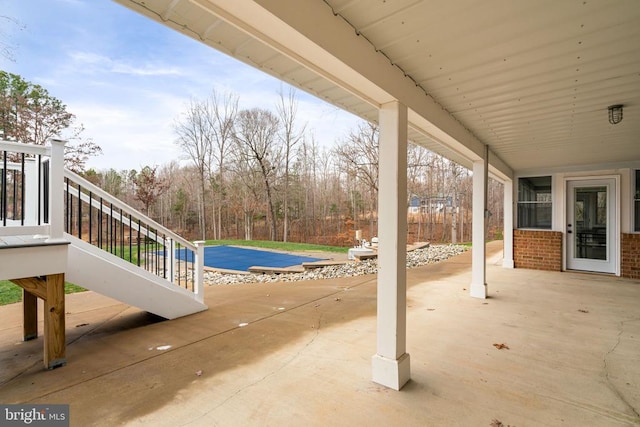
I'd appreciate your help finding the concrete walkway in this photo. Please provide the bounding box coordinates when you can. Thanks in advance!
[0,241,639,426]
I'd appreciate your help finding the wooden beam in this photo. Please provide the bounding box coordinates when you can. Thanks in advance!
[22,290,38,341]
[11,277,48,301]
[43,273,66,369]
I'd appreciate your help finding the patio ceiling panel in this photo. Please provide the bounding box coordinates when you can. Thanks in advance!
[114,0,640,175]
[326,0,640,172]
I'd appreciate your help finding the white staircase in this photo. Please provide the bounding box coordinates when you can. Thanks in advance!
[65,234,206,319]
[0,140,207,320]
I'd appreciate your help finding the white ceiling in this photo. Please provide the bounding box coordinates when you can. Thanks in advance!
[114,0,640,178]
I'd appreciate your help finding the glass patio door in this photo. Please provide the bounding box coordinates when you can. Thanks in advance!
[566,179,616,273]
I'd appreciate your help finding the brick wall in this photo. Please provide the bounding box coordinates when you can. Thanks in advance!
[621,233,640,279]
[513,229,563,271]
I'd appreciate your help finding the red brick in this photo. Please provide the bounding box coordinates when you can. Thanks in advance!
[621,233,640,279]
[513,229,562,271]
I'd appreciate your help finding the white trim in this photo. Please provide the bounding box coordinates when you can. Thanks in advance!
[503,179,514,268]
[0,140,51,156]
[0,225,49,237]
[514,175,554,230]
[515,160,640,177]
[563,175,620,276]
[631,169,640,233]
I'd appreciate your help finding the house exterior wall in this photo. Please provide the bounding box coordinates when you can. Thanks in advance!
[513,229,563,271]
[512,165,639,276]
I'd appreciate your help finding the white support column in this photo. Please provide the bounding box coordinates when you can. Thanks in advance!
[470,155,487,298]
[193,240,205,303]
[371,101,410,390]
[502,179,514,268]
[46,139,66,243]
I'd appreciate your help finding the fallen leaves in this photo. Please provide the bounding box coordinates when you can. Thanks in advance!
[490,418,516,427]
[493,343,510,350]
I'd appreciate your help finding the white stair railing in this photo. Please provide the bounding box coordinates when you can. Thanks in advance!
[63,169,204,302]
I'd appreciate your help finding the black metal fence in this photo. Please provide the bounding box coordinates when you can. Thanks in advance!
[0,150,48,227]
[63,174,197,292]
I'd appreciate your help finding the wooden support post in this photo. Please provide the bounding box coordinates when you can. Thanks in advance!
[11,273,67,369]
[44,273,66,369]
[23,289,38,341]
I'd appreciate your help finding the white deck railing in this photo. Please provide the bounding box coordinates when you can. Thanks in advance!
[0,139,204,302]
[0,140,55,238]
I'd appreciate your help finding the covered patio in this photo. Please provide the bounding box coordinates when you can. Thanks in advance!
[109,0,640,391]
[1,241,638,425]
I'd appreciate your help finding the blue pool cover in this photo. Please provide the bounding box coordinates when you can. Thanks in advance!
[174,245,325,272]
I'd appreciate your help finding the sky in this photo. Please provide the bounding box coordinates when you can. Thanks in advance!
[1,0,362,171]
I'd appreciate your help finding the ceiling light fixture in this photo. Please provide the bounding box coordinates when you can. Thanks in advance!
[608,104,623,125]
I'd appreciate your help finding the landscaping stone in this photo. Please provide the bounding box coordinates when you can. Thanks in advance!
[204,244,468,286]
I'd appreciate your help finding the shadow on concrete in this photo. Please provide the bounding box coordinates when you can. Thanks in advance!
[0,244,498,426]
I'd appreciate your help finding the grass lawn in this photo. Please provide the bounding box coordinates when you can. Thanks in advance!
[204,239,349,254]
[0,281,86,306]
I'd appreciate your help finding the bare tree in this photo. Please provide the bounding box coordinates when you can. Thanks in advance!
[227,162,262,240]
[208,90,238,240]
[334,122,379,192]
[276,87,306,242]
[295,136,319,242]
[64,124,102,173]
[232,108,281,241]
[334,121,379,238]
[173,98,214,240]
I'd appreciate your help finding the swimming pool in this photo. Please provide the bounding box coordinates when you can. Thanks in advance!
[174,245,325,272]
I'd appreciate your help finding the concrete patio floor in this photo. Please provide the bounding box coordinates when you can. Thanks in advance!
[0,241,639,426]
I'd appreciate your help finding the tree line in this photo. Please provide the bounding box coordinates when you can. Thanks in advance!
[83,88,504,246]
[1,71,504,246]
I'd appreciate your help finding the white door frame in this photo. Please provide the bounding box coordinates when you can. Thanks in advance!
[564,176,620,275]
